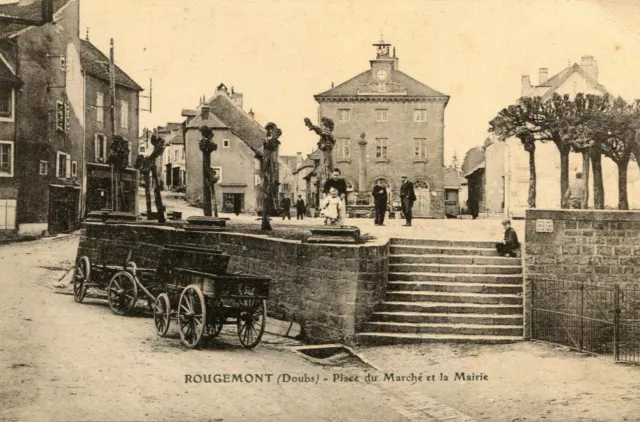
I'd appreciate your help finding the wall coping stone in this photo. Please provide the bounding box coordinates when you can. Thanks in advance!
[526,209,640,222]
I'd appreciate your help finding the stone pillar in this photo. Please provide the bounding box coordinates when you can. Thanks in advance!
[358,133,367,198]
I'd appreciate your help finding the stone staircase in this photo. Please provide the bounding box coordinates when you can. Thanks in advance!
[357,238,524,345]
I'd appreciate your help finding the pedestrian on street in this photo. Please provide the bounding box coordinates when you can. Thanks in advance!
[564,171,583,209]
[296,195,306,220]
[323,168,347,225]
[281,196,292,220]
[495,219,520,257]
[372,180,388,226]
[233,199,241,216]
[400,175,416,227]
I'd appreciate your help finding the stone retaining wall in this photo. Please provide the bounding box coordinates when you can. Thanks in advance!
[77,222,389,344]
[523,209,640,339]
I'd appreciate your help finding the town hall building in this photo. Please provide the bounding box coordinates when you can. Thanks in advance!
[313,38,449,218]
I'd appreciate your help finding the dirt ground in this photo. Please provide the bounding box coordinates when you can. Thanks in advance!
[356,341,640,421]
[0,236,412,422]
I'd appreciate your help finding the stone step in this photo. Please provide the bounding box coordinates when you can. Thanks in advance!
[390,245,501,257]
[356,332,523,346]
[389,263,522,275]
[389,272,523,284]
[387,281,523,294]
[363,321,524,336]
[389,254,520,266]
[379,301,523,314]
[386,291,523,305]
[370,311,524,325]
[390,238,497,248]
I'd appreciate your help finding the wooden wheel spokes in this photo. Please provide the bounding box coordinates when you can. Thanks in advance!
[237,299,266,349]
[177,284,206,349]
[107,271,138,316]
[153,293,171,337]
[73,256,90,303]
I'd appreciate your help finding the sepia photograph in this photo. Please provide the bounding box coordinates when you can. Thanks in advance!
[0,0,639,420]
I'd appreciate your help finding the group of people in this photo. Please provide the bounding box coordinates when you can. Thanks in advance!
[318,169,418,227]
[280,195,306,220]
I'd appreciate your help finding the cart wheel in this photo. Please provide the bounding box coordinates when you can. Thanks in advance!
[73,256,90,303]
[153,293,171,337]
[237,299,267,349]
[107,271,138,316]
[177,284,206,349]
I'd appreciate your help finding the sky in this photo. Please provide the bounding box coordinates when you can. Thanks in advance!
[78,0,640,163]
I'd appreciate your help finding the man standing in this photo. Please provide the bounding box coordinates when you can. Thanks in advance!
[400,175,416,227]
[296,195,306,220]
[372,180,388,226]
[323,168,347,225]
[564,171,583,209]
[281,196,291,220]
[495,219,520,257]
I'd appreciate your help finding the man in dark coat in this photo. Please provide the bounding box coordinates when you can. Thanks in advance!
[400,175,416,226]
[496,219,520,257]
[296,195,306,220]
[281,196,291,220]
[372,181,388,226]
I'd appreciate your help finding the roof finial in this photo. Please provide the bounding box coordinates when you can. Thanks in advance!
[380,31,384,43]
[86,27,89,41]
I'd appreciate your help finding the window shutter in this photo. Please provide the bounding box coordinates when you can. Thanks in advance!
[65,103,70,132]
[65,155,71,178]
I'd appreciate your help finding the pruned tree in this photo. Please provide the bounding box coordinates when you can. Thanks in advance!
[199,125,217,217]
[260,122,282,231]
[596,97,637,210]
[489,96,547,208]
[134,154,153,218]
[149,134,166,223]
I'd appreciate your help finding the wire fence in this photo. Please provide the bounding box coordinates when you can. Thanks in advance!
[531,279,640,363]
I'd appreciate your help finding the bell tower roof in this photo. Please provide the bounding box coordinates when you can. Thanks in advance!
[372,33,392,58]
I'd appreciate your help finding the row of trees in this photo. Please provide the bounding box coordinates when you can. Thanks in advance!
[489,93,640,210]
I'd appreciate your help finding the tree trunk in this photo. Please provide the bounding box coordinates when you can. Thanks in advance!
[261,188,272,231]
[527,147,536,208]
[617,159,629,210]
[590,147,604,209]
[150,166,165,223]
[202,152,212,217]
[557,143,570,208]
[143,172,153,219]
[581,150,590,209]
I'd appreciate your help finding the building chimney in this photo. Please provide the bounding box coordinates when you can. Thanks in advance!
[331,82,334,88]
[248,108,254,119]
[233,92,243,109]
[538,68,548,85]
[581,55,598,82]
[201,106,210,120]
[521,74,532,96]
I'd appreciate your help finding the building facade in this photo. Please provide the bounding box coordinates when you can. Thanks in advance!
[313,39,449,218]
[0,0,83,235]
[184,84,264,214]
[80,37,142,215]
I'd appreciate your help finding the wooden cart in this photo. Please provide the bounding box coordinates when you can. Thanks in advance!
[73,244,270,349]
[155,269,270,349]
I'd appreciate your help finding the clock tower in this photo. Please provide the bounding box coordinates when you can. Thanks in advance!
[370,36,397,87]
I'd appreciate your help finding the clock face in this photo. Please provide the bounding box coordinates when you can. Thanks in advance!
[376,69,388,81]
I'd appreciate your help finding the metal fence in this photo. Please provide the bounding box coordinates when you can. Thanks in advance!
[531,279,640,363]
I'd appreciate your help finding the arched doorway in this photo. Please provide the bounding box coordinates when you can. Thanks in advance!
[413,179,431,217]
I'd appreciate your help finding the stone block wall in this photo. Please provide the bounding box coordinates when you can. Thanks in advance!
[523,209,640,339]
[77,222,389,344]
